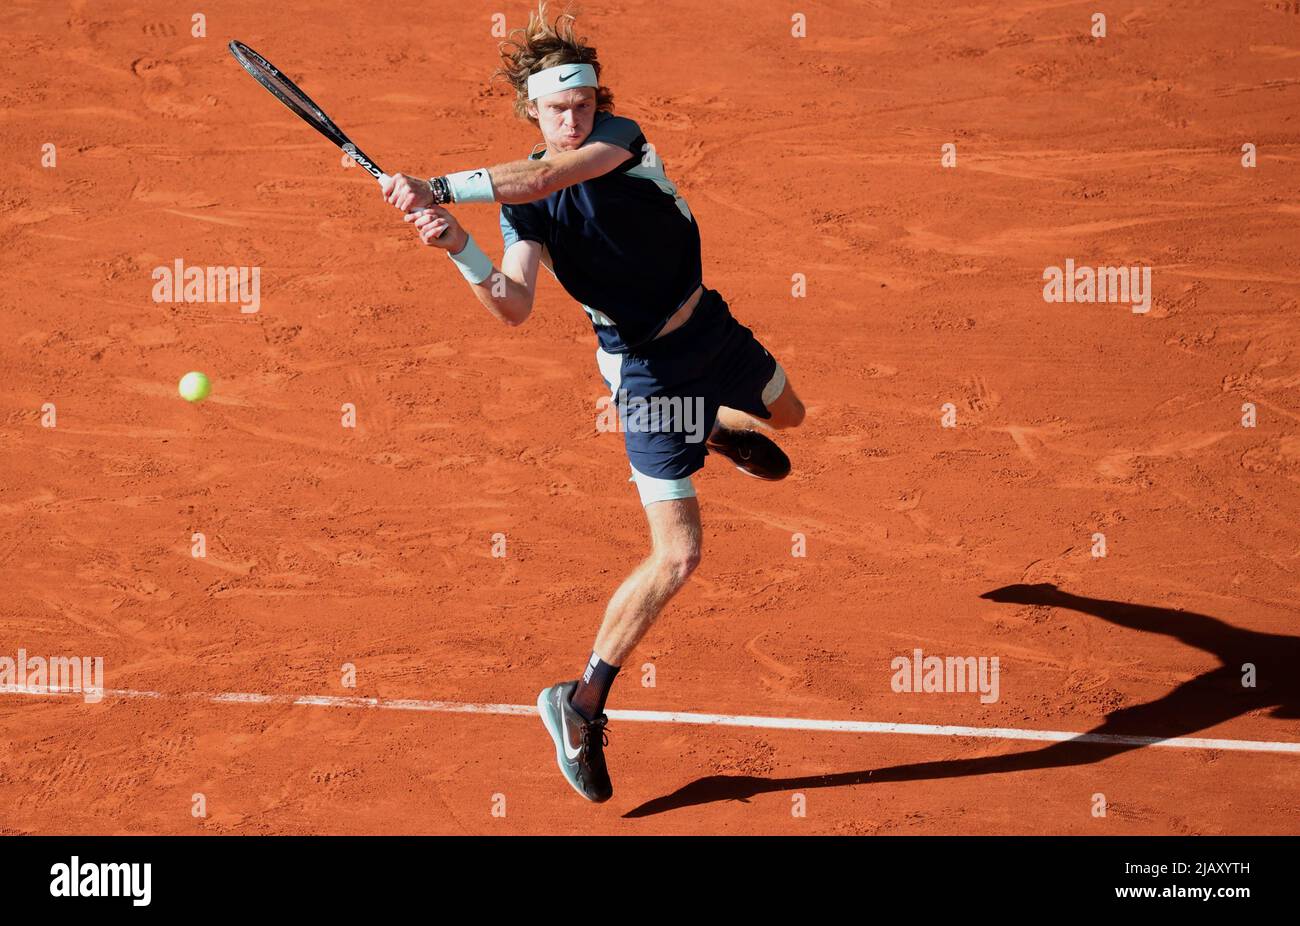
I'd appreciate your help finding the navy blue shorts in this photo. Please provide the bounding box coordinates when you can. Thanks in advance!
[596,287,785,482]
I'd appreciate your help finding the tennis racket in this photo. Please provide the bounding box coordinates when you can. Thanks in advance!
[228,40,444,235]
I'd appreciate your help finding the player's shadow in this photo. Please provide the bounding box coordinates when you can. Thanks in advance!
[623,583,1300,818]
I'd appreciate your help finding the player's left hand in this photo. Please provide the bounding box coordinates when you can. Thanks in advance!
[405,205,467,253]
[383,172,434,212]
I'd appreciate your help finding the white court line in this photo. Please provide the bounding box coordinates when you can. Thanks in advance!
[3,684,1299,754]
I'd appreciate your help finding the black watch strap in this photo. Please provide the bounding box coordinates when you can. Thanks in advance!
[428,176,451,205]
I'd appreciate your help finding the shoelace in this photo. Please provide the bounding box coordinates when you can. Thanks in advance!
[581,716,610,751]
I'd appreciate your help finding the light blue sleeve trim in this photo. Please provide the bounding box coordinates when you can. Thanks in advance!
[500,205,546,250]
[499,207,520,250]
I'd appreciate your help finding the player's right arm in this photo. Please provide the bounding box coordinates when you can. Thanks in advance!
[406,206,538,327]
[476,239,540,327]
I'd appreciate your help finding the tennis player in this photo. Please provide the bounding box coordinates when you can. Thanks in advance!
[381,2,805,802]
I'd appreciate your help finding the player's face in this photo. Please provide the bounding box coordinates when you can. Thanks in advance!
[530,88,597,152]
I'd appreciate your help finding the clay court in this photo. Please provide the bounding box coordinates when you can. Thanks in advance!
[2,0,1298,835]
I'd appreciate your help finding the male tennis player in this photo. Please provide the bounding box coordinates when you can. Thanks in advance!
[381,3,805,803]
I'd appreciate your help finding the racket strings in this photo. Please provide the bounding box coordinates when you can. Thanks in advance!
[230,43,338,136]
[228,40,387,180]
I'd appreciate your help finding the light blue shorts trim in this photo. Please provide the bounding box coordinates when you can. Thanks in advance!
[629,464,696,506]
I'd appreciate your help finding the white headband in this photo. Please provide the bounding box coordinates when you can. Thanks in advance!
[527,63,598,100]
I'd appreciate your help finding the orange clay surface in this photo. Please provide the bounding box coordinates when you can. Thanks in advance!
[2,0,1299,834]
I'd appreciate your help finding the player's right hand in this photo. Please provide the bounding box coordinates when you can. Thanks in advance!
[382,172,433,212]
[405,206,468,253]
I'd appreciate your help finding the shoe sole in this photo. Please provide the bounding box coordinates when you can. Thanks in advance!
[706,445,789,481]
[537,686,600,803]
[737,466,787,481]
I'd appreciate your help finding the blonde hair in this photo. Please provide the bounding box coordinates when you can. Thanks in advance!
[493,1,614,125]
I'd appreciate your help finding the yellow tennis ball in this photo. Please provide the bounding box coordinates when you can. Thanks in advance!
[178,371,211,403]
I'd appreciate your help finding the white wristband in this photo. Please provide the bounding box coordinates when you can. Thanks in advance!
[448,235,494,285]
[446,168,495,203]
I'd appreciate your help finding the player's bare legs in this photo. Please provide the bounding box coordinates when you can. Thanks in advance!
[587,384,803,675]
[537,496,701,803]
[539,383,801,802]
[583,386,800,679]
[714,378,807,434]
[707,379,807,479]
[591,496,702,665]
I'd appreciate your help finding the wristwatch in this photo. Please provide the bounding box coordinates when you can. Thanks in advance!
[427,176,451,205]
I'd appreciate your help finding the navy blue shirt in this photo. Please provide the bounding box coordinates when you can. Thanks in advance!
[500,111,703,354]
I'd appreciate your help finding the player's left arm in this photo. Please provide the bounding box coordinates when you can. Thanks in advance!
[385,143,633,211]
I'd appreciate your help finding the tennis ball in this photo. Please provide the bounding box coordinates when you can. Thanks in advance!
[178,371,211,403]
